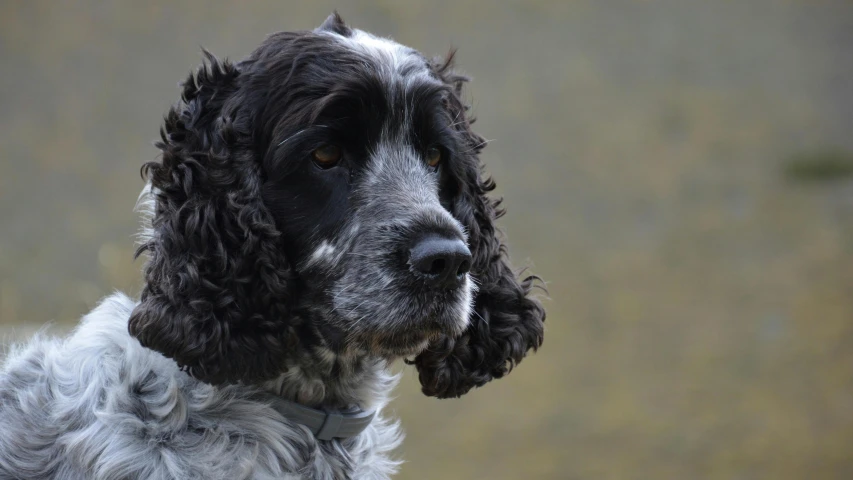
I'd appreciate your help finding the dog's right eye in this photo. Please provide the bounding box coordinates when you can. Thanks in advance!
[425,146,442,169]
[312,144,342,168]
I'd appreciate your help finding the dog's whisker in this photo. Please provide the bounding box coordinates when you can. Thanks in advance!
[459,138,495,155]
[332,282,358,304]
[276,125,332,147]
[445,108,465,130]
[471,309,487,325]
[345,298,373,318]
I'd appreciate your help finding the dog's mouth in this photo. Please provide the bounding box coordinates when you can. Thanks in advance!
[345,296,470,358]
[369,328,439,357]
[326,250,473,356]
[388,304,473,354]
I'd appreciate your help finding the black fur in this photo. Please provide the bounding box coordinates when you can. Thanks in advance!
[408,54,546,398]
[131,52,295,384]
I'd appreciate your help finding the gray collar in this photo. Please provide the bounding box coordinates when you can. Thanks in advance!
[263,394,375,441]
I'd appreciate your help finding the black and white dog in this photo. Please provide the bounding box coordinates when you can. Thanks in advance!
[0,14,545,480]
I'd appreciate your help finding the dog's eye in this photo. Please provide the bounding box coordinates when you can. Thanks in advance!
[426,147,442,170]
[312,144,342,168]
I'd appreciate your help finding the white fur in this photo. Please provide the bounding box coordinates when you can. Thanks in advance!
[0,294,402,479]
[134,183,156,249]
[322,28,430,87]
[303,241,338,269]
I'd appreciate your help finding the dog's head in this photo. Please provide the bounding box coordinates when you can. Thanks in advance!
[129,13,544,399]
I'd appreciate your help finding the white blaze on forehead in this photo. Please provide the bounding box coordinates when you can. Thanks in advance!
[321,28,428,79]
[349,30,409,66]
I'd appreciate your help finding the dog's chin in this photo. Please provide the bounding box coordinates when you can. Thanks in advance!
[374,331,435,358]
[367,310,470,358]
[333,277,473,357]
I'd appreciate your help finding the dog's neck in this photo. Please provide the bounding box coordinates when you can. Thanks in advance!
[260,342,395,412]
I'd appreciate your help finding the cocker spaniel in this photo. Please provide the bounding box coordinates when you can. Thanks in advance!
[0,13,545,480]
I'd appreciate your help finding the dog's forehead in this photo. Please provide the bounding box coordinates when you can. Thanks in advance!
[318,27,430,80]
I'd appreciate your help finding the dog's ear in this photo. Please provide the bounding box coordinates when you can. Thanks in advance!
[317,11,352,36]
[129,52,295,385]
[411,52,546,398]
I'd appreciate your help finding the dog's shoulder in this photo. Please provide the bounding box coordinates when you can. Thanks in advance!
[0,294,284,478]
[0,293,177,478]
[0,294,401,479]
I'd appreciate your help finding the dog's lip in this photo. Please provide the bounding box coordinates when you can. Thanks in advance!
[385,323,439,342]
[371,329,436,357]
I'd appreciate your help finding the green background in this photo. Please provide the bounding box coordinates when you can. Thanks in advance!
[2,1,853,478]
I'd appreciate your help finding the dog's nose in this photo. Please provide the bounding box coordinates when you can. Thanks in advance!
[410,235,472,290]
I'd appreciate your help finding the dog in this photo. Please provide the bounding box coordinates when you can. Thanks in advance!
[0,13,545,480]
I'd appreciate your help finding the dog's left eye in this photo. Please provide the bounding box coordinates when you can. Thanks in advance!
[426,147,442,170]
[312,144,342,168]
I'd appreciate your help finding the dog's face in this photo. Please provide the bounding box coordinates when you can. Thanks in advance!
[130,14,544,398]
[260,22,474,357]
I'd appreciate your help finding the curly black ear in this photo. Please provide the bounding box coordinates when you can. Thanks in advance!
[410,53,546,398]
[129,52,294,385]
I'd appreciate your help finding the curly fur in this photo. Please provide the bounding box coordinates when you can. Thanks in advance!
[0,12,544,479]
[0,295,401,479]
[130,50,295,385]
[408,54,546,398]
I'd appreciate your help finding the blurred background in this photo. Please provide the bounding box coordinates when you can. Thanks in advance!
[2,1,853,478]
